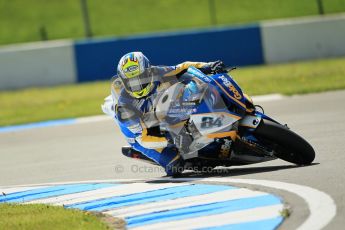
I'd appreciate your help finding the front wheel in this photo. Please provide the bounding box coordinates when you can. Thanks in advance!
[254,119,315,165]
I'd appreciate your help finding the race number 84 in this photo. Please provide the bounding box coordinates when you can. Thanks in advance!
[201,117,222,129]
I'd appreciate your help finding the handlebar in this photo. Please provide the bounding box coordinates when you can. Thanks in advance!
[225,66,237,72]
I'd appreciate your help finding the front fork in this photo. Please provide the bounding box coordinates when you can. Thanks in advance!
[236,113,278,159]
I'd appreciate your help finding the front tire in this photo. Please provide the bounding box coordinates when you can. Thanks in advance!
[254,119,315,165]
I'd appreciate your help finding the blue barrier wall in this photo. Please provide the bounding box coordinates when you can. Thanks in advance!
[2,14,344,90]
[74,25,263,82]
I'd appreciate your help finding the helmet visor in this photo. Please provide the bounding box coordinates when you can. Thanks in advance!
[122,68,152,94]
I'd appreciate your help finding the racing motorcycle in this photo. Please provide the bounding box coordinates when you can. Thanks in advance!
[116,66,315,172]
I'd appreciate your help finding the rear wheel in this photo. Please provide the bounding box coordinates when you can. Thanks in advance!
[254,119,315,165]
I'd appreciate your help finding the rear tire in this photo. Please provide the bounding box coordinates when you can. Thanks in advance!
[254,119,315,165]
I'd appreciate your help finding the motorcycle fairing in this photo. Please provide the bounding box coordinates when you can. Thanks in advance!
[187,67,247,111]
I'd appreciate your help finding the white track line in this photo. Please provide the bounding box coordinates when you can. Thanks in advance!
[159,178,336,230]
[105,188,265,217]
[26,182,188,206]
[132,204,283,230]
[0,186,48,195]
[0,179,146,188]
[251,94,285,103]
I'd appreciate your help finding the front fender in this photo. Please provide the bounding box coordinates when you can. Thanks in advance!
[239,112,281,130]
[239,115,261,129]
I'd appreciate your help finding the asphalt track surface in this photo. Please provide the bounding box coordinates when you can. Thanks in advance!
[1,90,345,229]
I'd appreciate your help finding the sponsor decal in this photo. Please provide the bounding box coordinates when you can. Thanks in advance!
[181,101,197,106]
[218,75,242,100]
[198,74,211,83]
[168,108,194,114]
[128,123,142,134]
[124,65,139,73]
[219,139,232,158]
[126,137,136,143]
[188,67,211,83]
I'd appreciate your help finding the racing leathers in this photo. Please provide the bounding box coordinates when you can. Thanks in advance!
[103,61,224,175]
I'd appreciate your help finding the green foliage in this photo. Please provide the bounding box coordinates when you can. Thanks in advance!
[1,57,345,127]
[0,0,344,45]
[235,58,345,95]
[0,203,110,230]
[0,81,109,126]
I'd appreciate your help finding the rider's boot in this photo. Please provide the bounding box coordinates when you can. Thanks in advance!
[121,146,158,165]
[164,154,185,177]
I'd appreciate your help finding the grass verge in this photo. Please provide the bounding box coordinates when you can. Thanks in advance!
[0,203,126,230]
[1,57,345,127]
[234,57,345,95]
[0,0,344,45]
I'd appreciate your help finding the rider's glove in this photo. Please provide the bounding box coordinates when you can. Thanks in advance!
[209,60,227,74]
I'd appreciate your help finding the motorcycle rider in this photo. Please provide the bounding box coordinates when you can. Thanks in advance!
[103,51,227,176]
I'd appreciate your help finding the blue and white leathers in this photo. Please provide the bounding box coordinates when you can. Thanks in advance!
[111,62,215,171]
[115,86,179,168]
